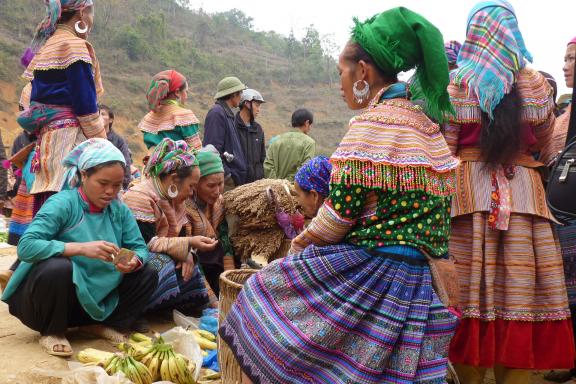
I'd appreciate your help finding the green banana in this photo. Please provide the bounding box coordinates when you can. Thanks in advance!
[130,332,152,344]
[193,329,216,341]
[104,355,119,375]
[147,351,161,381]
[166,351,179,383]
[77,348,114,364]
[160,352,171,381]
[133,356,153,384]
[174,352,196,384]
[193,334,218,350]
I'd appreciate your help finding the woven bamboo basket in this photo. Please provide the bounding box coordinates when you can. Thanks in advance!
[218,269,258,384]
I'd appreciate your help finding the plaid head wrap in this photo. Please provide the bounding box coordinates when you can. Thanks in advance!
[29,0,93,55]
[294,156,332,198]
[452,0,532,118]
[351,7,453,122]
[445,40,462,65]
[62,138,125,188]
[146,70,187,112]
[144,138,198,178]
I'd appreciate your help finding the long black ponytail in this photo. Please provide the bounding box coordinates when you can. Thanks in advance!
[479,86,523,167]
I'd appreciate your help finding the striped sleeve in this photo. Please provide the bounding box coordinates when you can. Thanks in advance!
[77,112,106,139]
[148,236,190,262]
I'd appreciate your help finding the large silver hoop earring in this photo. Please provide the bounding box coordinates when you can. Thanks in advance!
[353,80,370,104]
[167,184,179,199]
[75,21,88,35]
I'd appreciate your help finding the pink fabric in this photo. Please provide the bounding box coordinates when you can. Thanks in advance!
[458,122,536,149]
[569,36,576,46]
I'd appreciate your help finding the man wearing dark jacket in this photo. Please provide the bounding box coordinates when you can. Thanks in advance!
[203,76,247,190]
[99,105,132,189]
[235,89,266,184]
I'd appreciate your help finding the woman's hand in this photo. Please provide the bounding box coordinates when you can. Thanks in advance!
[116,257,141,274]
[189,236,218,252]
[176,260,196,282]
[64,241,119,262]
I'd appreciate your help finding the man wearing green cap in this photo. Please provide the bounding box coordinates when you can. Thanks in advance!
[203,76,248,190]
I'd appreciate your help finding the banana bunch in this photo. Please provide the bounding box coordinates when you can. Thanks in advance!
[190,329,217,351]
[102,353,153,384]
[116,333,155,360]
[118,341,151,360]
[139,336,197,384]
[77,348,114,364]
[130,332,153,345]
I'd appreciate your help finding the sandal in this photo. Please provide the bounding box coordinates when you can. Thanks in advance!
[79,325,127,344]
[0,269,13,292]
[39,335,73,357]
[544,369,575,383]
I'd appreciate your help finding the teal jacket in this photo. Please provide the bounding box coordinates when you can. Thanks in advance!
[2,189,149,321]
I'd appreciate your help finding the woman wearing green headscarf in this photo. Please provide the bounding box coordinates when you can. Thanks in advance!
[219,8,459,384]
[185,145,237,296]
[123,138,219,315]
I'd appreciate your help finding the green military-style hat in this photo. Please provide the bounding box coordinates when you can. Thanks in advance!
[214,76,247,100]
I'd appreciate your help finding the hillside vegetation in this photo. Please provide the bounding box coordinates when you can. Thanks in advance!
[0,0,353,160]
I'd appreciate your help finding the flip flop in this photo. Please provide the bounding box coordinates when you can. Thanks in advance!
[79,325,127,344]
[39,335,73,357]
[0,270,13,292]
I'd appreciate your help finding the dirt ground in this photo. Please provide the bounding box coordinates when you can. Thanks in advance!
[0,247,570,383]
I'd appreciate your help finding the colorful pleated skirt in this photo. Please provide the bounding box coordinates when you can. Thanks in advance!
[449,212,575,369]
[145,253,209,315]
[219,244,458,384]
[7,180,34,246]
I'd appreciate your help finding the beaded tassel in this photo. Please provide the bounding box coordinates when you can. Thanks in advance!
[330,160,456,196]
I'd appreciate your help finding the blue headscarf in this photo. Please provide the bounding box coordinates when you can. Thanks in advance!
[294,156,332,197]
[62,138,125,188]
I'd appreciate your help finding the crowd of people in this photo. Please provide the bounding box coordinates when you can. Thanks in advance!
[0,0,575,383]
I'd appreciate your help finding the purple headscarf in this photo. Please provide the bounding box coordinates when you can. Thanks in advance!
[444,40,462,65]
[295,156,332,197]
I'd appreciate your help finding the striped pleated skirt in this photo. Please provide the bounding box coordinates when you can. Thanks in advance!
[7,180,34,246]
[449,212,575,369]
[145,253,209,315]
[219,244,458,384]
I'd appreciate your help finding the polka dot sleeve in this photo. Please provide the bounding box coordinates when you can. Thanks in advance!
[327,183,367,220]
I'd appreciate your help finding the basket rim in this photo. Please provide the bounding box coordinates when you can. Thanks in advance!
[220,269,259,289]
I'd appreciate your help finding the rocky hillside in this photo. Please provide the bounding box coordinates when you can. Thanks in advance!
[0,0,353,161]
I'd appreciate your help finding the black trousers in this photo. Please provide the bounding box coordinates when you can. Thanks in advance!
[202,263,224,298]
[9,260,20,271]
[7,257,158,335]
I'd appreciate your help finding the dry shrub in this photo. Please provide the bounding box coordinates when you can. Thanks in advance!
[224,179,299,262]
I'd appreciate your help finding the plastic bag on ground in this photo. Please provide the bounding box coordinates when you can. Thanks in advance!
[199,308,218,334]
[29,362,132,384]
[202,349,220,371]
[173,309,201,330]
[161,326,204,381]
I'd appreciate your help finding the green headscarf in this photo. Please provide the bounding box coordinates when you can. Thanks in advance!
[197,145,224,177]
[351,7,453,121]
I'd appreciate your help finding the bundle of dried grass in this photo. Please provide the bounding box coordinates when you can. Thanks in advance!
[224,179,299,262]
